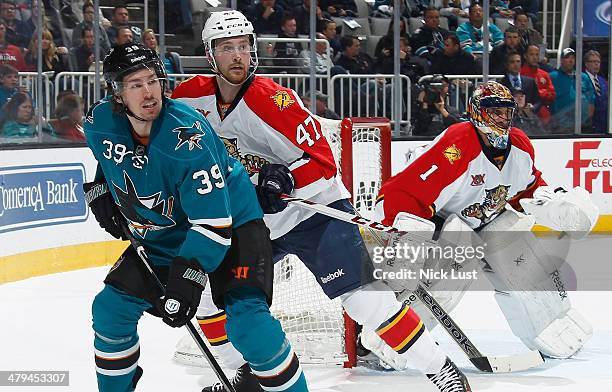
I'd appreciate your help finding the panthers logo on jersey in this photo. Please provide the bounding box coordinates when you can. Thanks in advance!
[112,171,176,238]
[461,184,510,226]
[221,137,270,176]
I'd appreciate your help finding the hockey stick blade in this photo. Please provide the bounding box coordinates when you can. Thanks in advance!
[413,285,544,373]
[470,351,545,373]
[282,194,545,373]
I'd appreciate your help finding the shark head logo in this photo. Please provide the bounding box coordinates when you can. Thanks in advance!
[113,171,175,237]
[174,121,205,151]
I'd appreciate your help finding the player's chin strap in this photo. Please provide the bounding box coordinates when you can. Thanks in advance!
[115,95,149,122]
[280,194,545,373]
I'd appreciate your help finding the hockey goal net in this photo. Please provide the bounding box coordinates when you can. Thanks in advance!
[174,117,391,368]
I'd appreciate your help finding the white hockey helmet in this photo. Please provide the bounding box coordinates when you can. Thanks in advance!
[202,10,258,79]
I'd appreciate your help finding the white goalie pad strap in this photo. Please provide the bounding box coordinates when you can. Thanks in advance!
[520,186,599,239]
[479,209,592,358]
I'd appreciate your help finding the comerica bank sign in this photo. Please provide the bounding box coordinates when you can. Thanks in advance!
[0,164,87,233]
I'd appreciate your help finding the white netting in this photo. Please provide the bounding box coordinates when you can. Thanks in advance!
[174,117,390,367]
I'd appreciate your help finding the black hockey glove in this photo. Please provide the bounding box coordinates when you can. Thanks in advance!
[83,180,127,240]
[256,163,294,214]
[160,257,207,328]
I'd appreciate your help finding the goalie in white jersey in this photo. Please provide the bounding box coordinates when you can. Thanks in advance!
[375,81,598,361]
[172,10,471,392]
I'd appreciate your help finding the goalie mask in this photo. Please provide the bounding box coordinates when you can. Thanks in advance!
[467,81,517,149]
[201,10,258,85]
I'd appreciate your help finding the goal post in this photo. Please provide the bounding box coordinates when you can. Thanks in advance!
[173,116,392,369]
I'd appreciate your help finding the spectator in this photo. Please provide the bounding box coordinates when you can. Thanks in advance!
[0,0,28,47]
[500,51,541,113]
[302,92,341,119]
[373,0,425,18]
[490,26,524,75]
[114,25,133,46]
[106,6,141,46]
[0,63,27,123]
[72,2,111,55]
[250,0,285,35]
[299,32,334,74]
[24,30,68,76]
[514,9,542,49]
[511,87,544,136]
[491,0,515,20]
[273,14,303,71]
[431,0,469,30]
[73,27,100,71]
[411,6,450,59]
[549,48,595,133]
[48,92,85,142]
[413,75,461,136]
[509,0,539,22]
[320,0,357,18]
[293,0,326,36]
[0,91,36,139]
[335,35,373,74]
[24,2,62,47]
[374,17,410,59]
[456,4,503,56]
[520,44,555,123]
[583,50,608,134]
[0,19,25,70]
[319,18,341,57]
[141,28,183,91]
[430,33,478,75]
[374,36,426,83]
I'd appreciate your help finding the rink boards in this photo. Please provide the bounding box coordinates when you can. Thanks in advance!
[1,137,611,283]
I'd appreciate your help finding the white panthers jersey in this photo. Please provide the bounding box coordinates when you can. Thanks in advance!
[172,75,349,239]
[377,121,547,229]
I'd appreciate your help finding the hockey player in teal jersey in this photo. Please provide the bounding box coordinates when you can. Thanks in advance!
[83,43,308,392]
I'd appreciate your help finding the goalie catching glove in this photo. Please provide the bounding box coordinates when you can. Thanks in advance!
[160,257,207,328]
[256,163,294,214]
[83,180,127,240]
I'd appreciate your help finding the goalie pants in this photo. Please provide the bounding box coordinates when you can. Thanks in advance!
[93,255,308,391]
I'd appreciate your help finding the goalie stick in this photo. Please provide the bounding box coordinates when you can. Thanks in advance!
[120,225,236,392]
[281,194,545,373]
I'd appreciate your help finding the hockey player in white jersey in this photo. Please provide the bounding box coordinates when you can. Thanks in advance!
[373,81,598,361]
[172,10,471,392]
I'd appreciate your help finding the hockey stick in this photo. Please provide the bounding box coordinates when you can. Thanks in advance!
[120,225,236,392]
[281,194,545,373]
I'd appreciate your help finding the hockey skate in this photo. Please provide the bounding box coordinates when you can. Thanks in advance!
[202,364,262,392]
[427,357,472,392]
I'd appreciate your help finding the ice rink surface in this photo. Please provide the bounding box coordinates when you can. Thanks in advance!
[1,265,611,392]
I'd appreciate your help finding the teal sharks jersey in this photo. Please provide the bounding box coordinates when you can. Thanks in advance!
[84,97,263,271]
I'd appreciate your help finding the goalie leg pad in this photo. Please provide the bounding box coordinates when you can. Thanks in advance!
[209,219,274,309]
[396,214,481,330]
[479,209,592,358]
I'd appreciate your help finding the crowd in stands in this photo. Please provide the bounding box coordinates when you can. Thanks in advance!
[0,0,609,143]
